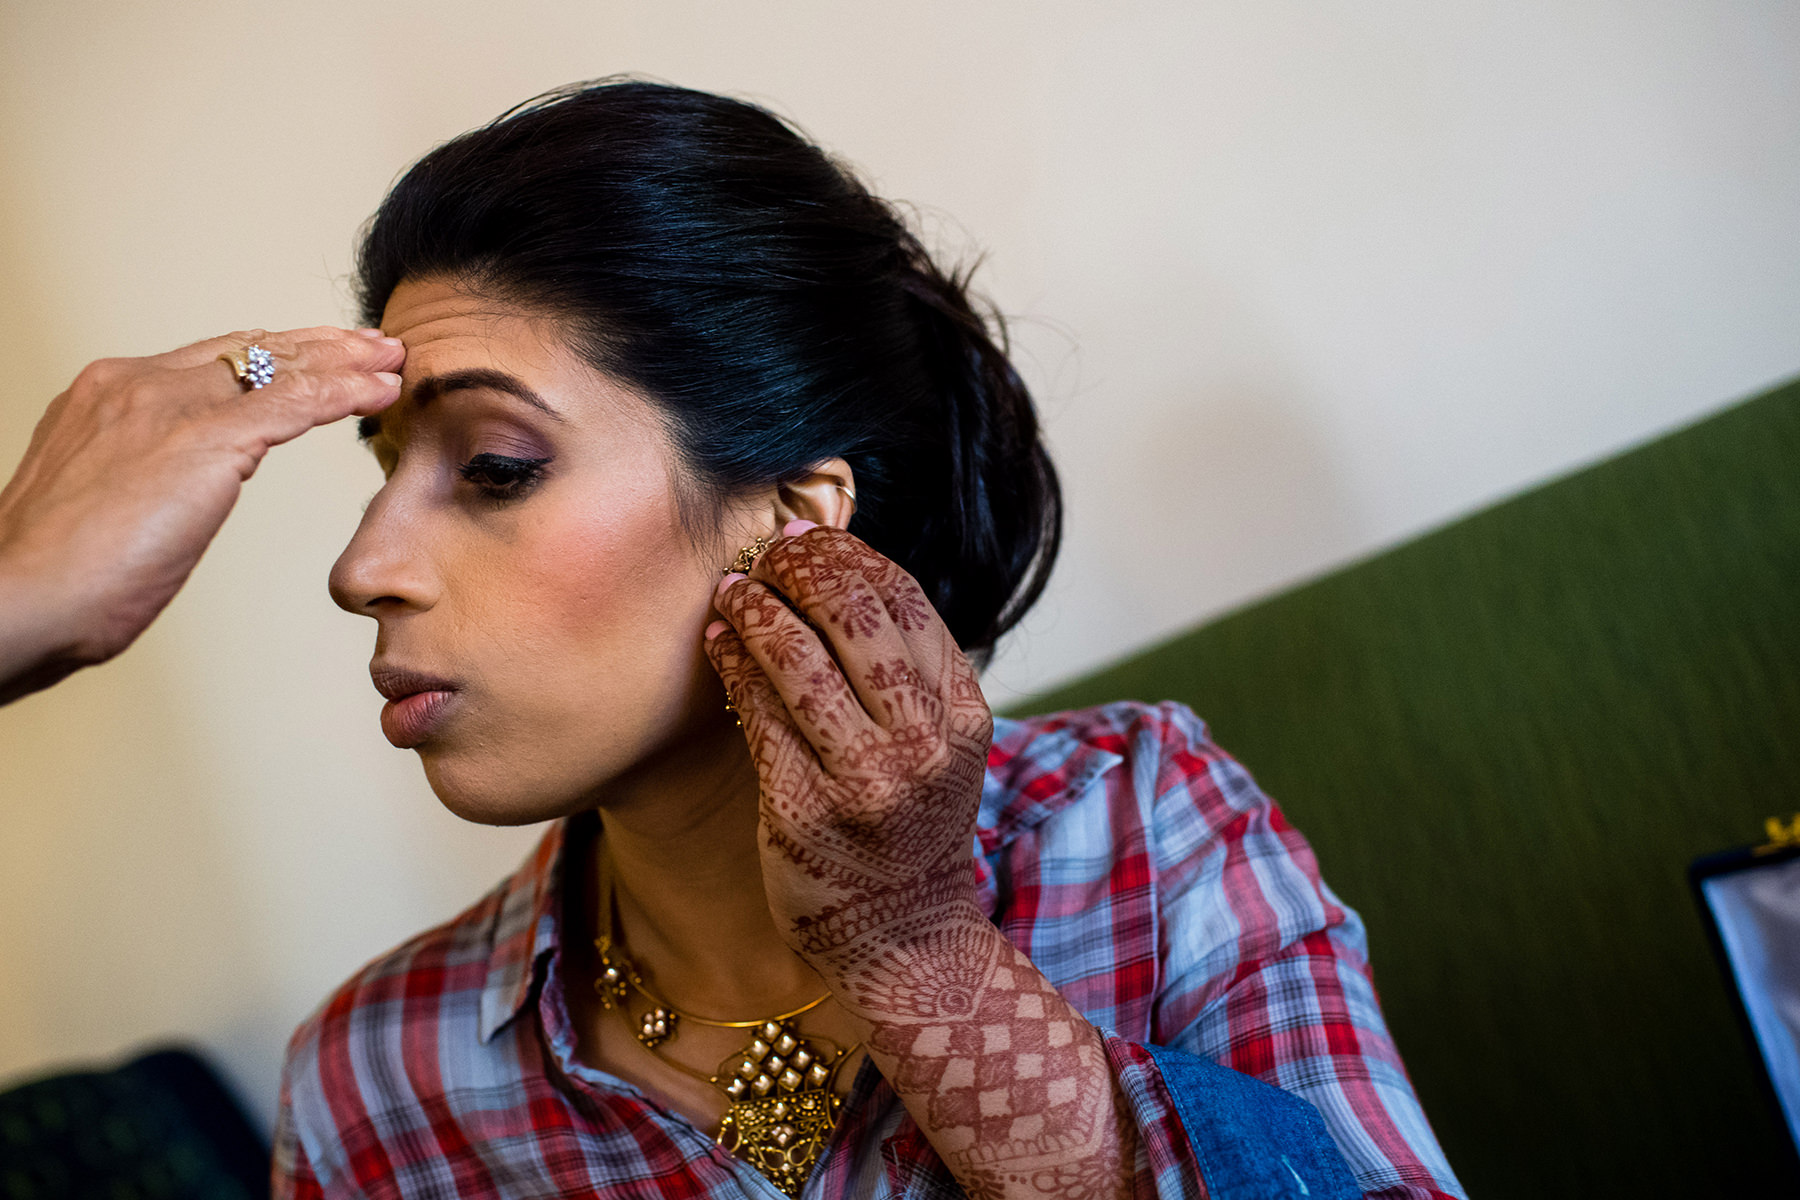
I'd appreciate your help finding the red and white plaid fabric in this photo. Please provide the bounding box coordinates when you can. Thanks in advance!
[275,701,1464,1198]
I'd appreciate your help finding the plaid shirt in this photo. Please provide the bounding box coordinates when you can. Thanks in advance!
[274,701,1464,1199]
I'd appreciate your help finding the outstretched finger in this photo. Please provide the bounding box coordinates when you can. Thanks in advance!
[702,616,824,804]
[284,331,406,376]
[713,572,874,765]
[779,525,990,749]
[750,526,931,728]
[766,522,967,693]
[156,325,383,371]
[205,331,405,395]
[208,366,402,456]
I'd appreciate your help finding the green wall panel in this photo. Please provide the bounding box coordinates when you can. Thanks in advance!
[1013,380,1800,1197]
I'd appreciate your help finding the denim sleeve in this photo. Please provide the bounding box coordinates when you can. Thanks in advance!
[1103,1032,1359,1199]
[1142,1040,1362,1199]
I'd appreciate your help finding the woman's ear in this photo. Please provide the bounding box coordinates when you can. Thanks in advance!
[774,458,857,530]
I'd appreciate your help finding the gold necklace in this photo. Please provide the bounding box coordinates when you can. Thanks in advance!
[592,866,857,1198]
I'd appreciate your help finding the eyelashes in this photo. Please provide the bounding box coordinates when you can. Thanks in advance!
[458,453,551,502]
[356,422,551,505]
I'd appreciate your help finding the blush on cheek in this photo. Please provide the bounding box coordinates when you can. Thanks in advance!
[516,501,711,639]
[489,496,721,761]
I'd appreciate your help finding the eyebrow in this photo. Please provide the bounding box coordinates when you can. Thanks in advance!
[358,367,566,440]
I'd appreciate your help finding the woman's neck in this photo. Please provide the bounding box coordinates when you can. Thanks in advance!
[572,715,827,1015]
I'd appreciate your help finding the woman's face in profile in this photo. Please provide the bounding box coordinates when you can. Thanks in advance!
[330,277,738,824]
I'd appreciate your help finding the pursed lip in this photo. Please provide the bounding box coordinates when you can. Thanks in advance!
[370,663,463,749]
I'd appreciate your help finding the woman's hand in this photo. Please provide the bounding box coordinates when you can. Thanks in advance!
[0,326,402,704]
[705,522,1138,1200]
[704,519,993,969]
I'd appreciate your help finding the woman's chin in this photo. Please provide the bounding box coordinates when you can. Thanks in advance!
[419,752,585,828]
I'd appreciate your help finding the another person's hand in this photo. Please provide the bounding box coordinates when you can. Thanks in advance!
[0,326,403,704]
[704,520,994,976]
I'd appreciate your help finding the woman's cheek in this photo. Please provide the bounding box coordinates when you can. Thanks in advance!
[497,502,714,714]
[519,502,694,634]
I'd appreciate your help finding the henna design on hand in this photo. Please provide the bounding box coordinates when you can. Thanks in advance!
[704,526,1135,1198]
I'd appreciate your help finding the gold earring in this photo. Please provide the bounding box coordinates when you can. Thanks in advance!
[720,537,770,729]
[724,536,772,576]
[723,688,743,728]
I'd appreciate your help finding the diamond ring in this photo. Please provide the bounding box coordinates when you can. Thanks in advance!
[219,344,276,391]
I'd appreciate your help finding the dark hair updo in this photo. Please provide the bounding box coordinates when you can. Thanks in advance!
[355,78,1060,663]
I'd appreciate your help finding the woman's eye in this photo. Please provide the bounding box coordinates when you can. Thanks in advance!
[458,452,550,501]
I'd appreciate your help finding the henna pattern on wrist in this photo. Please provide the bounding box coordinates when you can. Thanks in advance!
[837,911,1136,1200]
[786,862,979,959]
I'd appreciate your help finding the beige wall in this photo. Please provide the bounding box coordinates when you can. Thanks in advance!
[3,0,1797,1126]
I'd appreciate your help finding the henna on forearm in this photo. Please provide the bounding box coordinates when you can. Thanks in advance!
[814,891,1138,1200]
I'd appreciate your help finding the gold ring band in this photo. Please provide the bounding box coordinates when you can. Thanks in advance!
[218,343,276,390]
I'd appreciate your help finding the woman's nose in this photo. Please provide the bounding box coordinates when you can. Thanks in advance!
[329,485,438,616]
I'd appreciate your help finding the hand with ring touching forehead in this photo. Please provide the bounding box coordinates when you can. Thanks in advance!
[0,326,403,704]
[706,520,1139,1200]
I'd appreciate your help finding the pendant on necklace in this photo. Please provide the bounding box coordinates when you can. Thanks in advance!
[636,1005,679,1049]
[593,934,845,1197]
[595,936,631,1009]
[714,1019,844,1198]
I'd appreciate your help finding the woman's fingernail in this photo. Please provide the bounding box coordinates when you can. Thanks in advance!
[717,572,747,597]
[379,336,404,348]
[704,619,728,641]
[355,327,386,338]
[783,518,818,538]
[376,372,402,386]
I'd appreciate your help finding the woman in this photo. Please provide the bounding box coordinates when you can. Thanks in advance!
[0,80,1462,1199]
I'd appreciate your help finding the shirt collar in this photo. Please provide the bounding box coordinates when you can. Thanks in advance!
[979,713,1124,851]
[477,818,568,1043]
[474,714,1122,1041]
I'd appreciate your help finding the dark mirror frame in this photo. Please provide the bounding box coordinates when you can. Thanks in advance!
[1690,836,1800,1181]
